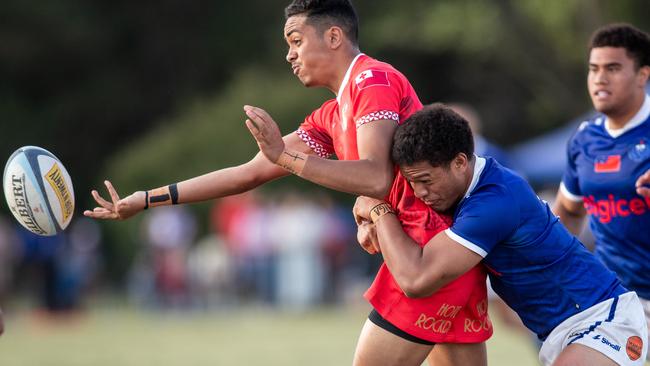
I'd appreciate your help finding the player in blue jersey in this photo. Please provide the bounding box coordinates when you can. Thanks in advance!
[552,24,650,362]
[354,104,648,365]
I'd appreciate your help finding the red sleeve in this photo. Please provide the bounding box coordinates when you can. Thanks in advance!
[296,100,336,158]
[350,69,402,129]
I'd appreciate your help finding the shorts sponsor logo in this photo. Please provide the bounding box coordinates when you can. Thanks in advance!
[464,317,491,333]
[436,303,462,318]
[45,163,73,222]
[464,299,491,333]
[414,313,452,334]
[593,334,621,352]
[626,336,643,361]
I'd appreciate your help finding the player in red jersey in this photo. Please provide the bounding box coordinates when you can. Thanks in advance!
[85,1,490,364]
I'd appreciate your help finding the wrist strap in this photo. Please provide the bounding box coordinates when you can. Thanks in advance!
[147,184,179,208]
[370,203,394,224]
[143,191,149,210]
[276,149,307,176]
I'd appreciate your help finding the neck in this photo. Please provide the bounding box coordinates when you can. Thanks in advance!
[326,48,361,94]
[607,92,646,129]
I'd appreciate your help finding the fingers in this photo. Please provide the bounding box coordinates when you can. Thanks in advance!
[104,180,121,207]
[83,207,117,219]
[91,189,113,210]
[637,186,650,197]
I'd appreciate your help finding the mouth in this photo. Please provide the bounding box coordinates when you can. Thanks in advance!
[593,90,611,99]
[291,64,300,75]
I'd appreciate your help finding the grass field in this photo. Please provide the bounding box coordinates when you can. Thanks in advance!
[0,303,540,366]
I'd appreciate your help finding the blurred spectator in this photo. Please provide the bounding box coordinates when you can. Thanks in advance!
[211,192,275,305]
[15,228,67,311]
[269,194,326,311]
[187,234,233,309]
[143,206,197,309]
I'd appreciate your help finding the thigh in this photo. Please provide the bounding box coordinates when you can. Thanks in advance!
[552,343,617,366]
[426,342,487,366]
[353,319,433,366]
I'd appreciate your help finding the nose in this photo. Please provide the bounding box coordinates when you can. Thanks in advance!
[412,183,428,200]
[593,69,607,85]
[286,48,297,63]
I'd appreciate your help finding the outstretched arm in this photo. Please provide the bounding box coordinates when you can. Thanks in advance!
[245,105,396,199]
[353,197,482,298]
[84,132,310,220]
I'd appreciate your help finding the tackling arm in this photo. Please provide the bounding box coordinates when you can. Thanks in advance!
[354,197,482,298]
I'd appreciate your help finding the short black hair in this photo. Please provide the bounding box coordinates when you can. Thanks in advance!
[392,103,474,168]
[284,0,359,45]
[589,23,650,69]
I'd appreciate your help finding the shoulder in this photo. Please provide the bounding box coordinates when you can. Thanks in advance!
[570,115,605,143]
[350,56,408,89]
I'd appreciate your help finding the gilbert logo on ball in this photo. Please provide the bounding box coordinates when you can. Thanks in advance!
[3,146,75,236]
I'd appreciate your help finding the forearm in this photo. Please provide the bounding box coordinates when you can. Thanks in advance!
[149,153,288,206]
[281,151,393,198]
[374,212,444,297]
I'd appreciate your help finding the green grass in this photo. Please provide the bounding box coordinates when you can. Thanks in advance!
[0,303,540,366]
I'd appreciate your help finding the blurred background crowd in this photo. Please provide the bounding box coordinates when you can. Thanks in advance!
[0,2,649,362]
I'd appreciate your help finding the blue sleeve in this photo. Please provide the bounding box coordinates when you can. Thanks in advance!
[447,186,519,257]
[561,128,583,197]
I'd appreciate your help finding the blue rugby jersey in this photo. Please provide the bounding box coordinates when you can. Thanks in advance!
[445,157,625,340]
[561,94,650,300]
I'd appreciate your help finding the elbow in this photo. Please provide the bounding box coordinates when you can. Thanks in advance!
[397,275,436,299]
[366,175,393,199]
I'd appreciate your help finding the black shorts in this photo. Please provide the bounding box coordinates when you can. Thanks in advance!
[368,309,435,346]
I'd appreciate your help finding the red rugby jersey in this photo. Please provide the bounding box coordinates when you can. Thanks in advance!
[297,54,490,342]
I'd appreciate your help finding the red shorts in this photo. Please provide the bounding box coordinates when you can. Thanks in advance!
[364,172,492,343]
[364,263,491,343]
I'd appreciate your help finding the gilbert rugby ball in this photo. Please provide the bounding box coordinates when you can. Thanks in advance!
[3,146,75,236]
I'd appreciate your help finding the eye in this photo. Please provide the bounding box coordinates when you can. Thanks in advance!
[294,39,302,46]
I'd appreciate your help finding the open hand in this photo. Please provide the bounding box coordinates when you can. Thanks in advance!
[244,105,285,163]
[83,180,145,220]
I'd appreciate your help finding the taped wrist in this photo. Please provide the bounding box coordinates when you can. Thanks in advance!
[370,203,394,224]
[276,149,307,176]
[146,183,179,208]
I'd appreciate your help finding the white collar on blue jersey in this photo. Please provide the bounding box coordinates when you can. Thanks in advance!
[463,155,486,198]
[605,94,650,138]
[336,53,364,103]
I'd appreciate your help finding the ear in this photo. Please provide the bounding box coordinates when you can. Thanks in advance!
[325,26,344,49]
[637,65,650,87]
[454,153,469,170]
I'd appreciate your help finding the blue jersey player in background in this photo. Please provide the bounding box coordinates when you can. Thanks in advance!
[354,104,647,365]
[552,24,650,362]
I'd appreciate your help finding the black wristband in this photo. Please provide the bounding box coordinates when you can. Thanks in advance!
[144,191,149,210]
[169,183,179,205]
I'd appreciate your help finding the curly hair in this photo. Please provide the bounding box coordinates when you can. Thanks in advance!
[589,23,650,69]
[284,0,359,45]
[392,103,474,168]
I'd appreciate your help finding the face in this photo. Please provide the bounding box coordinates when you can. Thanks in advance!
[400,157,469,213]
[588,47,648,118]
[284,15,333,87]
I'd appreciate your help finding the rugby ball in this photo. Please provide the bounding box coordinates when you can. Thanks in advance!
[3,146,75,236]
